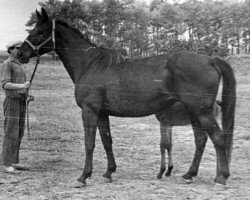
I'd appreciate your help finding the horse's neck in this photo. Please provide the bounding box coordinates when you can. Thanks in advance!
[54,24,93,83]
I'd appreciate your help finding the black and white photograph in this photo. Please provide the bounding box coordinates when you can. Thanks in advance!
[0,0,249,199]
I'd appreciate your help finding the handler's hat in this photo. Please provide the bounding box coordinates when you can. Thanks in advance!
[6,40,22,49]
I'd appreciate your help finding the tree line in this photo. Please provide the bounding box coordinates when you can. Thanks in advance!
[26,0,250,58]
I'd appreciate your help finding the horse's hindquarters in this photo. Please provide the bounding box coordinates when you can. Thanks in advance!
[166,52,220,111]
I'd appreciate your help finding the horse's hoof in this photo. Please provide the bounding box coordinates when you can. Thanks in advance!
[157,173,163,179]
[177,176,193,184]
[71,181,86,188]
[212,183,227,191]
[165,172,171,177]
[183,178,193,184]
[166,166,173,176]
[103,174,112,182]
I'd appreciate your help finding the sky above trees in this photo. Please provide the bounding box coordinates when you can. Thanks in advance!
[5,0,250,57]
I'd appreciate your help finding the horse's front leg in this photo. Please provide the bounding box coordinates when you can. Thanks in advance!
[97,113,117,180]
[157,121,173,179]
[74,106,98,188]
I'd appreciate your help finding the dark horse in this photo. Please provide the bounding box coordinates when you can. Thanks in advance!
[17,8,236,189]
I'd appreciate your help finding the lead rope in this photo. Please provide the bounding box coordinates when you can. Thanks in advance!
[26,54,40,140]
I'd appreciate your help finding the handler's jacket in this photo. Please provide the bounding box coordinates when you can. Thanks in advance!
[1,56,27,99]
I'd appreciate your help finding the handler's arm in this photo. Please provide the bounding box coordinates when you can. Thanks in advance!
[3,81,30,90]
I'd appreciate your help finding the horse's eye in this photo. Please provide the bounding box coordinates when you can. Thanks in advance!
[36,30,44,35]
[36,35,43,39]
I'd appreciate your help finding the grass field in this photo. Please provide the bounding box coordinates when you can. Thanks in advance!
[0,55,249,199]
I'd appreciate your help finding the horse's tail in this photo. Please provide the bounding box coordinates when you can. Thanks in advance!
[212,57,236,164]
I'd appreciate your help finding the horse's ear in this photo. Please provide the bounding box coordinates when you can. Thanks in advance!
[41,8,49,20]
[36,9,42,20]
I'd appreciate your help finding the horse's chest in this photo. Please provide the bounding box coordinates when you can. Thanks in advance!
[74,83,102,107]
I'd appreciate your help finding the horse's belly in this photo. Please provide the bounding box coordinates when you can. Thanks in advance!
[103,94,173,117]
[104,104,159,117]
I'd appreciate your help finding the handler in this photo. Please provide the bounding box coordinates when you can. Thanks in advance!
[1,40,31,174]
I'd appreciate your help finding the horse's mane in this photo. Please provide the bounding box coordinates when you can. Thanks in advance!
[56,20,129,66]
[56,20,96,47]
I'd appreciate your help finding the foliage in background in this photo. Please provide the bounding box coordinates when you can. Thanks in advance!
[26,0,250,58]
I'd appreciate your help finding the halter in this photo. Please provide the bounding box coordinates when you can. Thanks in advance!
[24,20,55,53]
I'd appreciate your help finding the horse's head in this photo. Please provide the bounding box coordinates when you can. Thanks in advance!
[18,8,54,63]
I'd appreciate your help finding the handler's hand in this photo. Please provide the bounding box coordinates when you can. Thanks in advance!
[23,81,31,89]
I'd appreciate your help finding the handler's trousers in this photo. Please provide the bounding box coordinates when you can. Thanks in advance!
[2,97,26,166]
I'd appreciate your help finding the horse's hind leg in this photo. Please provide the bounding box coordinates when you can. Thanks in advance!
[97,113,117,180]
[186,112,229,185]
[199,114,230,185]
[165,125,173,177]
[183,115,208,181]
[157,122,173,179]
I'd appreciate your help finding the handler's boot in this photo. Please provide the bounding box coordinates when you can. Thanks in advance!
[3,166,21,174]
[12,163,30,171]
